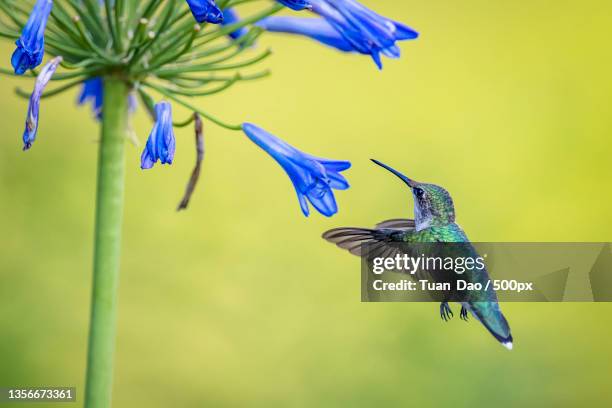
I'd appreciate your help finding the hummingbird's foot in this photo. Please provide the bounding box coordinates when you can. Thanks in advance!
[440,302,453,322]
[460,305,469,321]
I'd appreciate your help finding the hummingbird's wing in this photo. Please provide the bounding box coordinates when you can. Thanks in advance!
[375,219,416,229]
[323,219,416,256]
[322,227,413,257]
[322,226,435,281]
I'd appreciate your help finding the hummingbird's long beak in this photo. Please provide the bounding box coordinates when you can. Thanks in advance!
[371,159,417,188]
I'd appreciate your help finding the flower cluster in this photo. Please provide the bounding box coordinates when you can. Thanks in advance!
[0,0,418,217]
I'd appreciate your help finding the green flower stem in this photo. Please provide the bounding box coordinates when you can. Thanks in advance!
[143,81,243,130]
[84,77,129,408]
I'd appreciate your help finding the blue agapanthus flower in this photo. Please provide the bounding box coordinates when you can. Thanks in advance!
[242,123,350,217]
[277,0,312,11]
[22,56,62,150]
[186,0,223,24]
[78,77,137,120]
[11,0,53,75]
[264,0,418,69]
[141,102,176,169]
[222,8,248,41]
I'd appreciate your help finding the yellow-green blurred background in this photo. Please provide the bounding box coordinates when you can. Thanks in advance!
[1,1,612,407]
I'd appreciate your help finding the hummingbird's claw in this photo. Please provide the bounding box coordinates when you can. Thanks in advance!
[440,302,453,322]
[460,306,469,321]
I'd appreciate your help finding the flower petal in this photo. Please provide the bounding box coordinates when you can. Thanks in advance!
[307,181,338,217]
[277,0,312,11]
[258,17,354,52]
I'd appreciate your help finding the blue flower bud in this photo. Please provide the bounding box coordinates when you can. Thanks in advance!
[186,0,223,24]
[141,102,176,169]
[22,56,62,150]
[78,77,137,120]
[78,77,104,119]
[242,123,350,217]
[11,0,53,75]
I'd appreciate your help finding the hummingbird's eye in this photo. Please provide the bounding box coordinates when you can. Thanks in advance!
[414,188,425,198]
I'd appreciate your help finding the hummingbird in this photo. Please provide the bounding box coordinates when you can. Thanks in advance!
[323,159,513,350]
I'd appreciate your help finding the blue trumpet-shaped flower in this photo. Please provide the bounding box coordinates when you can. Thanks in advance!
[312,0,418,68]
[141,102,176,169]
[277,0,312,11]
[11,0,53,75]
[242,123,350,217]
[267,0,418,69]
[186,0,223,24]
[222,8,248,41]
[78,77,137,120]
[22,56,62,150]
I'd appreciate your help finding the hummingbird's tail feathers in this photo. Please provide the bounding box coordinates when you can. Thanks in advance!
[322,227,406,257]
[470,303,513,350]
[375,218,416,229]
[485,325,513,350]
